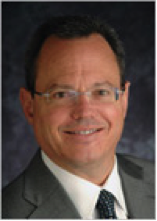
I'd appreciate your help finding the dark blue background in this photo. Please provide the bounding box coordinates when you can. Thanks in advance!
[2,2,155,187]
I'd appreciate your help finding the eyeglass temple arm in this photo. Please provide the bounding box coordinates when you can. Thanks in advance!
[34,91,43,96]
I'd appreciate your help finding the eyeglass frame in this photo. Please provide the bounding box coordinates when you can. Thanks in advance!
[33,83,126,104]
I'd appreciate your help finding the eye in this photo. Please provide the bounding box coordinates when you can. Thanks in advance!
[52,91,69,99]
[95,89,110,96]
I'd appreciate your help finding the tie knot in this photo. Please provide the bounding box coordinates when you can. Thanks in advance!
[96,190,117,219]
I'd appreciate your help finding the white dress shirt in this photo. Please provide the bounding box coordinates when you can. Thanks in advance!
[41,151,128,219]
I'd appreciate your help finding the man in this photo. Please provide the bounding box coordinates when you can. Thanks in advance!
[2,15,154,219]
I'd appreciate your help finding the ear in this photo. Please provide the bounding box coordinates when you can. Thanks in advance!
[121,81,131,119]
[19,87,34,125]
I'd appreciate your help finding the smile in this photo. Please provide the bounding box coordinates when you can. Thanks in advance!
[65,128,102,135]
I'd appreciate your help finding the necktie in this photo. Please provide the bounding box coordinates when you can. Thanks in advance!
[96,189,117,219]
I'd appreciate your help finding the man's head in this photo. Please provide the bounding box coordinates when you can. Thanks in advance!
[20,15,130,175]
[25,15,125,95]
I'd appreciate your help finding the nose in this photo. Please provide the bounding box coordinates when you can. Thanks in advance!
[70,94,93,120]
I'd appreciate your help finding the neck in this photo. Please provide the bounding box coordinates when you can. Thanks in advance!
[43,150,115,186]
[66,155,115,186]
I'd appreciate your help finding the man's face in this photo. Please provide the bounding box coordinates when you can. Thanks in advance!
[21,34,129,169]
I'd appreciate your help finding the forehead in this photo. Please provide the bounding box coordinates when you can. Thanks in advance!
[35,34,120,90]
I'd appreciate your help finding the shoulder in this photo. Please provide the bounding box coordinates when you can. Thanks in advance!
[117,154,154,169]
[2,169,35,218]
[117,154,154,182]
[117,154,154,166]
[2,152,41,218]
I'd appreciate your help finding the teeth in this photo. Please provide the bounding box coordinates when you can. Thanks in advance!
[71,129,97,135]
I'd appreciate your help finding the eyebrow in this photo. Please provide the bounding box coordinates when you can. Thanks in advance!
[46,83,75,91]
[93,82,115,88]
[46,81,116,91]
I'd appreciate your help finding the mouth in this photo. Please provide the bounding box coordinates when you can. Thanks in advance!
[64,128,103,135]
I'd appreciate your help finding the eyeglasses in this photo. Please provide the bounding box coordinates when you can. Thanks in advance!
[34,84,125,105]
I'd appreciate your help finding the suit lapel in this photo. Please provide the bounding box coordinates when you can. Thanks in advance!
[23,151,81,218]
[117,155,154,218]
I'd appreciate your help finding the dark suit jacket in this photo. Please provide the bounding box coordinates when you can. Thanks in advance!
[2,151,155,219]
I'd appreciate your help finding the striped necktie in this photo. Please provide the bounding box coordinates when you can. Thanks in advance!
[96,189,117,219]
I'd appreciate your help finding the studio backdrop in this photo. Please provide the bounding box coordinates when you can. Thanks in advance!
[2,2,155,187]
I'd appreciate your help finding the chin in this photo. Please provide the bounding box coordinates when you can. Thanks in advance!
[65,148,108,165]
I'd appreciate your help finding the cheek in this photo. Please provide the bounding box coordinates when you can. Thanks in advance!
[102,104,124,130]
[33,105,70,148]
[45,106,70,131]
